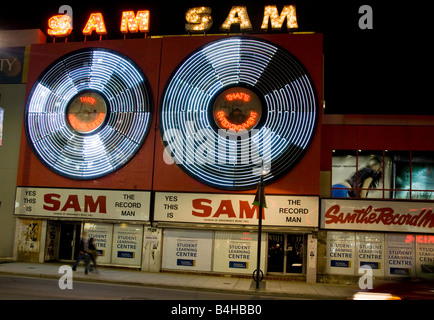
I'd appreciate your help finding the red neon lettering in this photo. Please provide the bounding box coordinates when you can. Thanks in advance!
[216,111,258,131]
[79,96,97,105]
[225,92,251,102]
[68,112,105,132]
[405,234,434,243]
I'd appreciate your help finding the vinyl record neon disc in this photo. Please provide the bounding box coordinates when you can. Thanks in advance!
[160,37,318,190]
[25,48,152,179]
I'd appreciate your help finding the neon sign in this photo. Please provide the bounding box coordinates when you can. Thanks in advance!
[82,12,107,36]
[79,96,96,105]
[405,235,434,244]
[225,92,251,102]
[120,10,150,33]
[216,110,258,132]
[47,15,72,37]
[67,112,106,133]
[47,5,298,38]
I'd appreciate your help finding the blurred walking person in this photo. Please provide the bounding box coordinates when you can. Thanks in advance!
[72,232,90,274]
[88,237,99,273]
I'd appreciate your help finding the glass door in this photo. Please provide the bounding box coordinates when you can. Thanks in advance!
[58,222,81,261]
[286,235,304,274]
[267,234,305,274]
[267,234,284,272]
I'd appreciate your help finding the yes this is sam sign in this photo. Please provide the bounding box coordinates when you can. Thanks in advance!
[155,192,318,227]
[15,187,150,221]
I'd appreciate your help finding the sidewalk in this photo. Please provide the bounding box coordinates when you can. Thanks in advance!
[0,261,357,300]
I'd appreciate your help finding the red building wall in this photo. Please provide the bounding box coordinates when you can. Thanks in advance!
[17,38,161,190]
[321,115,434,171]
[17,34,323,195]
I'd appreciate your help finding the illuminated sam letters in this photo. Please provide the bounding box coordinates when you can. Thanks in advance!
[82,12,107,36]
[185,7,213,33]
[47,15,73,37]
[120,10,150,33]
[220,6,253,32]
[261,5,298,30]
[47,5,299,37]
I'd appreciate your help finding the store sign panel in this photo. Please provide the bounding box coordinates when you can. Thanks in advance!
[15,187,150,221]
[321,199,434,233]
[154,192,318,227]
[0,47,25,84]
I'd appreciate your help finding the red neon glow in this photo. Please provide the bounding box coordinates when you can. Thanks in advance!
[405,235,434,244]
[79,96,97,105]
[216,111,258,131]
[67,113,105,132]
[225,92,251,102]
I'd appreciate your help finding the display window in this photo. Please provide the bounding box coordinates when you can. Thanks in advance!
[331,150,389,199]
[332,150,434,200]
[50,221,143,267]
[161,229,213,271]
[84,222,113,265]
[213,231,266,274]
[111,224,143,266]
[326,231,434,278]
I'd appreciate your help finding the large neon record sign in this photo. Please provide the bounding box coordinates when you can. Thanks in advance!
[25,48,152,179]
[160,37,318,190]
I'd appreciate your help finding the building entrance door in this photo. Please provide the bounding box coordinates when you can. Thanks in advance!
[58,222,82,261]
[267,233,305,274]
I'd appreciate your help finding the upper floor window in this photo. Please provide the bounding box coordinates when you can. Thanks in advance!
[331,150,434,200]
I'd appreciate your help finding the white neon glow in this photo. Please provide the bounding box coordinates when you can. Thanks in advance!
[161,37,317,190]
[26,48,152,179]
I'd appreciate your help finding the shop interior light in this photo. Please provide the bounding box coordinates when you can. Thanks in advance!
[160,37,317,190]
[25,48,152,179]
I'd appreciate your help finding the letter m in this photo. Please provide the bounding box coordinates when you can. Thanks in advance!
[120,11,150,33]
[84,195,107,214]
[240,200,264,220]
[261,5,298,30]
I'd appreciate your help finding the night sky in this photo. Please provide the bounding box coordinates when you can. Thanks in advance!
[0,1,431,115]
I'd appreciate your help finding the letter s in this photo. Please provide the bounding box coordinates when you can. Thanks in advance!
[43,193,61,211]
[192,198,212,217]
[324,204,340,224]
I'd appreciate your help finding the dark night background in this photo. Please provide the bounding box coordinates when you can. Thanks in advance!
[0,1,430,115]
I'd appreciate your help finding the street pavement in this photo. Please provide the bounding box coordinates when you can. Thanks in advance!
[0,261,358,300]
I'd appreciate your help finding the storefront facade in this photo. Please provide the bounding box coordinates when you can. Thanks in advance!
[318,199,434,282]
[318,115,434,282]
[8,29,434,284]
[154,192,319,281]
[13,187,154,269]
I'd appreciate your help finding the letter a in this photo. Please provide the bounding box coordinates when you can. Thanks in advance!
[358,5,373,29]
[58,265,73,289]
[358,265,373,289]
